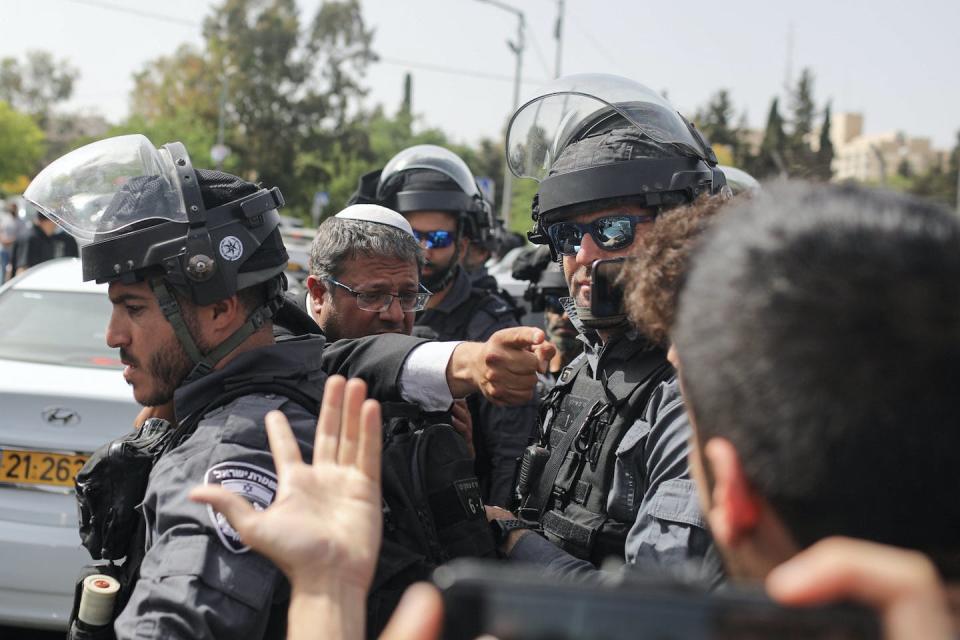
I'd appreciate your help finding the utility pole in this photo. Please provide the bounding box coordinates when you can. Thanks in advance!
[554,0,565,78]
[477,0,525,230]
[954,133,960,214]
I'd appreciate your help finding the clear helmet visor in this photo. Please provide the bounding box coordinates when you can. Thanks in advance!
[506,73,710,182]
[24,134,187,242]
[378,144,480,198]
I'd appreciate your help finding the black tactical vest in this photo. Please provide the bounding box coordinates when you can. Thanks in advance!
[412,286,514,342]
[524,334,672,565]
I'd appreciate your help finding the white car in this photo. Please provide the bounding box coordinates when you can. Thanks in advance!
[0,258,137,630]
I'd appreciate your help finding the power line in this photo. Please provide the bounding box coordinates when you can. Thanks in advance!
[52,0,550,87]
[378,56,546,86]
[569,13,619,70]
[58,0,200,28]
[526,28,554,80]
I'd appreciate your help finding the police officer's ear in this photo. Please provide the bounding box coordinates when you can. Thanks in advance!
[306,275,331,314]
[208,295,243,330]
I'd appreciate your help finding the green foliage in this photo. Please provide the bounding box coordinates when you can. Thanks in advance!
[695,90,738,149]
[0,51,77,129]
[0,100,45,183]
[749,97,787,178]
[815,102,835,181]
[789,69,817,144]
[508,178,539,235]
[904,130,959,209]
[784,68,819,178]
[108,111,220,171]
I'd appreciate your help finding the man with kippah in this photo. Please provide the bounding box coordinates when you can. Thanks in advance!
[299,204,429,341]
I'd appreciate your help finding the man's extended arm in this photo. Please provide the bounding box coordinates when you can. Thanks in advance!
[321,327,552,409]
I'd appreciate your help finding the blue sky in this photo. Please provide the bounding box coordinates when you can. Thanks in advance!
[4,0,958,149]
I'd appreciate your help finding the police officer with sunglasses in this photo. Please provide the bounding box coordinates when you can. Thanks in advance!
[485,74,728,584]
[347,145,538,508]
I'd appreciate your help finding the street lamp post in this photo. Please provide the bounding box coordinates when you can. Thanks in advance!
[477,0,525,231]
[212,64,237,170]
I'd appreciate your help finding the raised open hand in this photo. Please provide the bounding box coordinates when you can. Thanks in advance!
[190,375,383,594]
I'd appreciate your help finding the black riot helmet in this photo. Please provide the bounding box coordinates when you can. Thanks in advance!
[506,73,729,258]
[25,134,289,379]
[349,144,495,290]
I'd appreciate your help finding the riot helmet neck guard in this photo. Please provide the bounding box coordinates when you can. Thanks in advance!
[25,134,289,381]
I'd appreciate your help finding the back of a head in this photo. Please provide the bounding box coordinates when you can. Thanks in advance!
[674,181,960,570]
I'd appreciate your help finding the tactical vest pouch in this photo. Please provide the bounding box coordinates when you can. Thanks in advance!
[415,424,491,558]
[76,418,176,561]
[368,420,495,639]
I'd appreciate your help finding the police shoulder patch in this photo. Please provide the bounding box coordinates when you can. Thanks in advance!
[204,461,278,553]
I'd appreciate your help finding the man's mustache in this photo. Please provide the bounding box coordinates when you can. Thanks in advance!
[119,348,140,368]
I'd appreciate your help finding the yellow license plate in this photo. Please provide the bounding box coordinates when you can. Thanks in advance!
[0,448,88,488]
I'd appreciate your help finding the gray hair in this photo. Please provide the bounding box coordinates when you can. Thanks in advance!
[308,217,424,281]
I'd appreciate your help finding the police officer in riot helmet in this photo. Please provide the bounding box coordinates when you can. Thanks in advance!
[488,74,726,581]
[348,145,537,507]
[26,135,536,640]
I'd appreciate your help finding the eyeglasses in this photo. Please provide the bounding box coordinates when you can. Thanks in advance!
[412,229,455,249]
[546,214,657,256]
[328,279,432,312]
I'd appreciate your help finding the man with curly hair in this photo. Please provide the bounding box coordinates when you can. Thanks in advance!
[622,195,731,348]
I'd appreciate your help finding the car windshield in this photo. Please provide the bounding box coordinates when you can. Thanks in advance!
[0,289,121,369]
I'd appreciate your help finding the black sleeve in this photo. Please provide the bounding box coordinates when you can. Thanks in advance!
[62,234,79,258]
[321,333,431,402]
[14,234,39,270]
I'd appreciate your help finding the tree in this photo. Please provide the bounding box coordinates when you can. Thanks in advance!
[750,97,787,179]
[0,100,45,185]
[789,69,817,145]
[0,51,78,130]
[908,130,959,209]
[815,102,835,181]
[125,0,379,218]
[896,157,912,179]
[786,68,818,177]
[696,89,750,169]
[131,45,219,125]
[695,89,739,151]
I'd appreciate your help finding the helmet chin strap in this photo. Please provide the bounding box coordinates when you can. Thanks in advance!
[150,279,284,383]
[573,302,629,331]
[421,231,462,293]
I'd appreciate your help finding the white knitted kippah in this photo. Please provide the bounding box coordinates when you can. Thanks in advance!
[334,204,414,238]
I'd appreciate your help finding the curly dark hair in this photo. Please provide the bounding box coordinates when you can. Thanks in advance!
[622,195,733,346]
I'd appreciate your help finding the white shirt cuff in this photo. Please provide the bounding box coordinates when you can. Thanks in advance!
[399,340,463,412]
